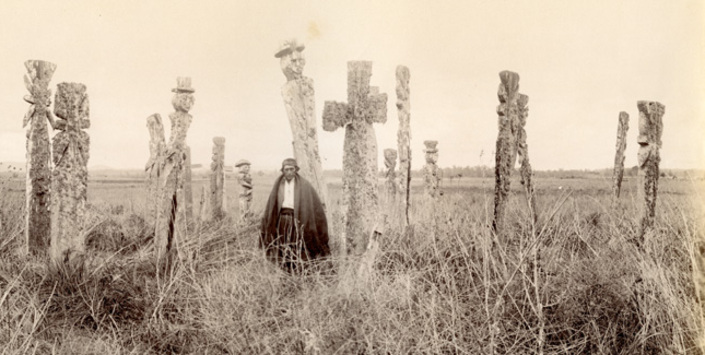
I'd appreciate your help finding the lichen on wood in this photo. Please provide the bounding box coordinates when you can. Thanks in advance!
[236,159,253,220]
[50,82,90,262]
[492,71,520,236]
[277,40,328,208]
[612,112,629,200]
[154,77,195,265]
[23,60,56,256]
[210,137,226,220]
[384,148,398,200]
[396,66,412,226]
[637,101,664,240]
[322,61,387,256]
[422,141,440,198]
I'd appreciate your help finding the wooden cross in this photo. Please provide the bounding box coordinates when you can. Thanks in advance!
[323,61,387,131]
[322,61,387,255]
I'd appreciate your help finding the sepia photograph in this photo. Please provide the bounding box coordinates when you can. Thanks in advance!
[0,0,703,353]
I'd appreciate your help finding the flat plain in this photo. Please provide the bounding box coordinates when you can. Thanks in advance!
[1,171,703,354]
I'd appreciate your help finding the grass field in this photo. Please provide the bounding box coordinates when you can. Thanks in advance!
[1,172,703,354]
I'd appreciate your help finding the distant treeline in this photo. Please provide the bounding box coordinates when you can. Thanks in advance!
[317,166,704,180]
[427,166,704,180]
[2,165,703,181]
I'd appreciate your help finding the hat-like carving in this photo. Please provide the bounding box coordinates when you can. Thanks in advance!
[172,77,195,93]
[275,39,305,58]
[235,159,251,168]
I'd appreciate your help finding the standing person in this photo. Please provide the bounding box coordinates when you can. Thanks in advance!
[260,158,329,271]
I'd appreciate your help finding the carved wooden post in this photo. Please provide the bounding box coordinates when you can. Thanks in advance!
[198,185,208,222]
[323,61,387,256]
[210,137,225,220]
[154,77,195,265]
[637,101,664,240]
[183,145,194,226]
[612,112,629,200]
[23,60,56,255]
[396,66,411,226]
[423,141,440,197]
[517,94,537,224]
[276,40,328,208]
[50,82,90,261]
[235,159,253,220]
[492,71,520,236]
[384,149,398,200]
[145,113,166,222]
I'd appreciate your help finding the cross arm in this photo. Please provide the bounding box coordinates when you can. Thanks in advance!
[365,87,387,124]
[322,101,351,132]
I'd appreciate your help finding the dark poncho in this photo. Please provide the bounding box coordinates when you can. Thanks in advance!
[260,174,330,261]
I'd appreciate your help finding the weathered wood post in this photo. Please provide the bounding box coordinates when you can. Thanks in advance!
[154,77,195,265]
[50,82,90,261]
[183,145,194,226]
[145,113,166,222]
[612,112,629,201]
[396,66,411,226]
[198,185,208,222]
[423,141,441,198]
[235,159,253,220]
[637,101,664,240]
[492,71,520,236]
[517,94,537,224]
[322,61,387,256]
[276,40,328,208]
[23,60,56,255]
[210,137,225,220]
[384,148,398,200]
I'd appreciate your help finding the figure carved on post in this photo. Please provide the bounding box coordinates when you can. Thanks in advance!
[235,159,253,220]
[23,60,56,256]
[146,113,166,221]
[423,141,441,198]
[637,101,664,241]
[384,148,398,201]
[516,94,537,224]
[612,112,629,201]
[323,61,387,256]
[276,39,328,209]
[210,137,226,220]
[396,66,412,226]
[154,77,195,265]
[183,145,194,225]
[50,82,91,262]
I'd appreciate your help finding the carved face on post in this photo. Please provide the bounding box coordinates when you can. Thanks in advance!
[171,77,195,113]
[172,93,195,113]
[281,50,305,81]
[384,149,397,169]
[276,40,306,81]
[425,151,438,164]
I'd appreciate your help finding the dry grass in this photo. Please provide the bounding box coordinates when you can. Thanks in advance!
[1,175,703,354]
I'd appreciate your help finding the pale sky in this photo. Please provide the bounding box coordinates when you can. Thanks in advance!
[1,0,703,171]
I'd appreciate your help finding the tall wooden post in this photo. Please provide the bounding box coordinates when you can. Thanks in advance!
[322,61,387,256]
[50,82,90,262]
[23,60,56,256]
[637,101,664,240]
[612,112,629,200]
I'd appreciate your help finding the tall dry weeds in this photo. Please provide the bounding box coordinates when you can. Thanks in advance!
[1,178,703,354]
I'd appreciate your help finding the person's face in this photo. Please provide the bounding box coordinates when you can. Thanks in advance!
[283,165,296,181]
